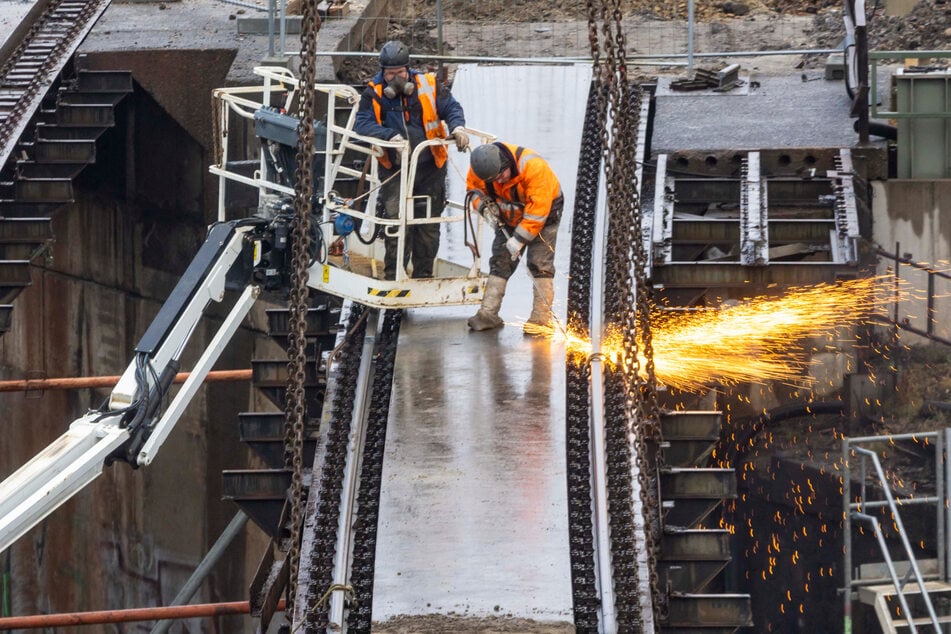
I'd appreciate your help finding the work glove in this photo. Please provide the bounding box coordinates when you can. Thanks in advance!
[505,234,524,261]
[450,126,470,151]
[388,134,404,166]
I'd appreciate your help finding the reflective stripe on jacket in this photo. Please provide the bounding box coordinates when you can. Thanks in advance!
[466,142,562,243]
[369,73,448,169]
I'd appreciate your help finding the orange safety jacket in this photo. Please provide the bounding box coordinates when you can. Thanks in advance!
[466,143,562,244]
[369,73,448,170]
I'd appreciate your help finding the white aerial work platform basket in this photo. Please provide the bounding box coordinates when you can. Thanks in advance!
[210,65,492,309]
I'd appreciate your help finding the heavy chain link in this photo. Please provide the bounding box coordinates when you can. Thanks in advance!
[564,80,605,631]
[284,0,321,615]
[348,309,402,632]
[584,0,664,626]
[587,0,640,626]
[303,304,368,631]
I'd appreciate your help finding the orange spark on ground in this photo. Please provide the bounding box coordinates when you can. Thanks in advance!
[527,276,903,392]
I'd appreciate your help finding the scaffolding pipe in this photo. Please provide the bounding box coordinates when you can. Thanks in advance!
[0,369,252,393]
[687,0,695,77]
[0,599,284,630]
[289,48,838,64]
[150,510,250,634]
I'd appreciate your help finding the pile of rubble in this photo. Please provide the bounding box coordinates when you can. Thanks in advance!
[336,0,949,83]
[405,0,843,21]
[810,0,951,51]
[401,0,947,51]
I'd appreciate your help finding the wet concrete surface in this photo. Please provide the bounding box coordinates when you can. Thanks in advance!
[371,64,592,630]
[374,311,574,627]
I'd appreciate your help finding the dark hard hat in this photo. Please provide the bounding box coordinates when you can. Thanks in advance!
[471,143,506,182]
[379,40,410,69]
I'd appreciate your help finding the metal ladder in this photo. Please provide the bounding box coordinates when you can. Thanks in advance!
[843,430,951,633]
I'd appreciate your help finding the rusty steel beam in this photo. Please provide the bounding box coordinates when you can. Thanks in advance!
[0,599,284,630]
[0,369,252,393]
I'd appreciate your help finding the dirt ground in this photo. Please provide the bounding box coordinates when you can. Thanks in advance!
[811,0,951,50]
[373,614,573,633]
[338,0,951,83]
[872,344,951,435]
[404,0,841,22]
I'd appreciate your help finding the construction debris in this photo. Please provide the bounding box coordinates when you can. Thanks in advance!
[670,64,743,91]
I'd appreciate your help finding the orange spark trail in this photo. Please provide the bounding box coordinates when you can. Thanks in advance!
[532,276,904,391]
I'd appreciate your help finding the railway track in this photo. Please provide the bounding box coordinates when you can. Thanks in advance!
[0,0,111,171]
[276,79,657,630]
[272,72,751,630]
[273,304,403,632]
[280,208,660,632]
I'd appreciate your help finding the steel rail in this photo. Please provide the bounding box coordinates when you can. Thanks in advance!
[328,308,379,628]
[295,303,368,630]
[583,78,619,630]
[290,304,402,631]
[0,0,112,171]
[347,308,401,631]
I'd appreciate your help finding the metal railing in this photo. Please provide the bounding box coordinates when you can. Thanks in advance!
[875,245,951,348]
[842,430,948,633]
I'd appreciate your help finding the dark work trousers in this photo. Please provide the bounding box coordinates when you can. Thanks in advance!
[488,213,560,281]
[379,161,446,280]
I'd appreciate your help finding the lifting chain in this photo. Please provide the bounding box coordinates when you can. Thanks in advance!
[284,0,322,616]
[584,0,665,627]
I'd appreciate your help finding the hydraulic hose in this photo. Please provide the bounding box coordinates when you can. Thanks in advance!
[858,119,897,140]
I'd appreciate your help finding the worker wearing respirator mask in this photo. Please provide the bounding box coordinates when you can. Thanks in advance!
[355,40,469,280]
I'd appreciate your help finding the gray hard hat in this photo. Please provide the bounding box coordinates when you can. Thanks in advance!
[379,40,410,69]
[471,144,505,182]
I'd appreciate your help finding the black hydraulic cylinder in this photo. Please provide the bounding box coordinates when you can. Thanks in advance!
[134,222,241,356]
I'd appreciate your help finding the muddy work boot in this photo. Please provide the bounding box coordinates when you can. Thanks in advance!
[524,277,554,335]
[468,275,507,331]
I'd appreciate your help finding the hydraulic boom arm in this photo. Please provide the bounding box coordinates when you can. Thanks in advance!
[0,217,286,554]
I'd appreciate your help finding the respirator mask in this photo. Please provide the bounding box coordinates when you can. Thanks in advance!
[383,75,415,99]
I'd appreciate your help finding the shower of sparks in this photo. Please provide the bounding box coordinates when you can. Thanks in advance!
[525,275,912,392]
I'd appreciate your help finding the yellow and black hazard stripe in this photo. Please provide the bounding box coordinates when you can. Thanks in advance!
[367,287,410,298]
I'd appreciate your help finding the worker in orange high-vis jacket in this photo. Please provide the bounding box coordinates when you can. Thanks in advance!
[354,40,468,280]
[466,141,563,333]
